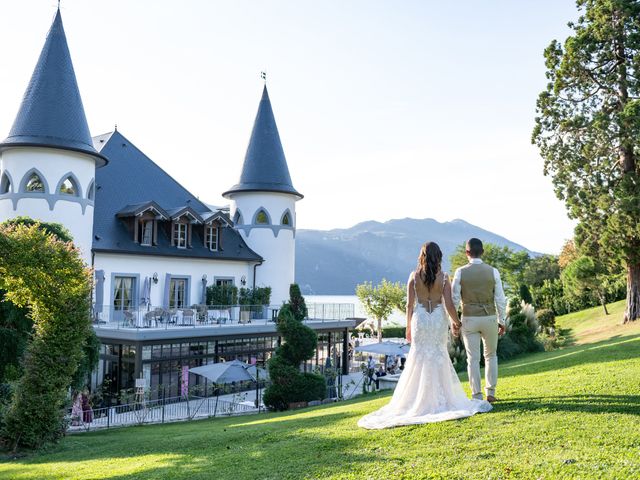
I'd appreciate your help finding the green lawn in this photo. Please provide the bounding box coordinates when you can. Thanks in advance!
[2,304,640,480]
[555,299,640,344]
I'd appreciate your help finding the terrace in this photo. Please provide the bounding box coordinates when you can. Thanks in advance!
[92,303,361,341]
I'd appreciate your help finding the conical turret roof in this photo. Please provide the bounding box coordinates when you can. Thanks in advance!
[223,86,301,199]
[0,10,107,166]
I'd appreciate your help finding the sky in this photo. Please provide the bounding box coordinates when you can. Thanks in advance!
[0,0,581,254]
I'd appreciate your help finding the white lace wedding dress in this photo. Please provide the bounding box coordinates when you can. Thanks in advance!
[358,275,492,429]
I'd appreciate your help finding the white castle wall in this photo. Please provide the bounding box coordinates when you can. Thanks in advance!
[94,252,255,308]
[0,147,96,263]
[229,191,297,306]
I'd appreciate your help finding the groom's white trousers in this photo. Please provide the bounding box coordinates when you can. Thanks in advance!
[461,315,499,399]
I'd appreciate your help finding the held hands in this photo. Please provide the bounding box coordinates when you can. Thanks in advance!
[498,323,506,336]
[451,321,462,338]
[406,330,411,343]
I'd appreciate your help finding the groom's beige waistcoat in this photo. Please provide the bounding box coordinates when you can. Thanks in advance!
[460,263,496,317]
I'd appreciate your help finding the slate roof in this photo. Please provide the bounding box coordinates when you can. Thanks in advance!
[0,10,107,166]
[223,86,302,199]
[116,201,169,219]
[92,130,262,262]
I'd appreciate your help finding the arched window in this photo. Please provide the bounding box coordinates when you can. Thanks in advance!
[0,172,11,194]
[87,180,95,200]
[58,176,79,196]
[254,208,270,225]
[281,210,293,226]
[24,172,45,193]
[233,209,243,225]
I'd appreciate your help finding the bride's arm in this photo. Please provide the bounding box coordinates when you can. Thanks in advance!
[406,273,415,343]
[443,275,461,334]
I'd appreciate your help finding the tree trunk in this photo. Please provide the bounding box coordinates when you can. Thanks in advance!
[597,291,609,316]
[377,318,382,342]
[624,262,640,323]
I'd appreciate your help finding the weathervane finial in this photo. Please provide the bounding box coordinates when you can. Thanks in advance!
[260,71,267,85]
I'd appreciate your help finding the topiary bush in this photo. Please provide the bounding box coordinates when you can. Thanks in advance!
[288,284,308,321]
[263,285,325,411]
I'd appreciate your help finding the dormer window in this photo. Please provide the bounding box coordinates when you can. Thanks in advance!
[25,173,45,192]
[205,225,219,251]
[59,176,78,196]
[141,220,154,246]
[0,172,11,194]
[255,209,270,225]
[173,222,187,248]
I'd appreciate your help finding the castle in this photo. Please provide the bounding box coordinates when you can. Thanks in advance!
[0,9,353,398]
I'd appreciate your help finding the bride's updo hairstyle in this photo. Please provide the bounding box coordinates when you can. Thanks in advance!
[417,242,443,289]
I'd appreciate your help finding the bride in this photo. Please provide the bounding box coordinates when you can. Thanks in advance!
[358,242,492,429]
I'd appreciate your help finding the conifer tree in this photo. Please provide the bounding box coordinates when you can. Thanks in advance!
[533,0,640,322]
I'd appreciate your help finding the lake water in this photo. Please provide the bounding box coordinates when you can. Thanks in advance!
[304,294,407,327]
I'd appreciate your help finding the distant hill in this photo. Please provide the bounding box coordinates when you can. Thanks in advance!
[295,218,536,295]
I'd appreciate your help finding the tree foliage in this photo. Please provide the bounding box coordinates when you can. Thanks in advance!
[0,218,97,390]
[2,216,72,242]
[558,240,579,269]
[0,222,92,449]
[449,242,530,294]
[355,279,405,342]
[263,285,325,411]
[562,255,611,314]
[532,0,640,322]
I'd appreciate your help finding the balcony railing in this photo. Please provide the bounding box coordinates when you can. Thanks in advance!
[92,303,355,330]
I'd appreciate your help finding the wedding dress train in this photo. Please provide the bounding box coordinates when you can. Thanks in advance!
[358,291,492,429]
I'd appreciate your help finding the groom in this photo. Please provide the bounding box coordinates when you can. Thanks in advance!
[451,238,507,403]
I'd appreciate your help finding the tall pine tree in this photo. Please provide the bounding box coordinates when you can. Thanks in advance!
[533,0,640,323]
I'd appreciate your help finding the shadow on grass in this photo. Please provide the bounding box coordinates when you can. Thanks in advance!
[495,394,640,416]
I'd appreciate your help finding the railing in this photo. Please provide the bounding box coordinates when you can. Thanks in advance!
[92,303,356,330]
[306,303,355,321]
[69,382,353,432]
[68,394,260,432]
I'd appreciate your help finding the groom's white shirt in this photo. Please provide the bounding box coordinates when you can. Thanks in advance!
[451,258,507,324]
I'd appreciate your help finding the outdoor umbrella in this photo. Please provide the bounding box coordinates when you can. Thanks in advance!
[190,360,255,384]
[190,360,261,415]
[354,341,411,357]
[140,276,151,309]
[246,364,269,381]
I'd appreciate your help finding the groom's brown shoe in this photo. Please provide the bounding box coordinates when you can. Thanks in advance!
[487,395,498,404]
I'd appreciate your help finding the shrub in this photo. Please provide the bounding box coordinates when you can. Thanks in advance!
[497,334,523,360]
[508,296,522,313]
[536,309,556,331]
[238,286,271,306]
[263,284,324,411]
[519,284,533,304]
[206,284,238,305]
[382,326,406,339]
[539,332,569,351]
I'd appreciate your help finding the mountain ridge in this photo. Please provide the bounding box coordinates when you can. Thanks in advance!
[295,217,536,295]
